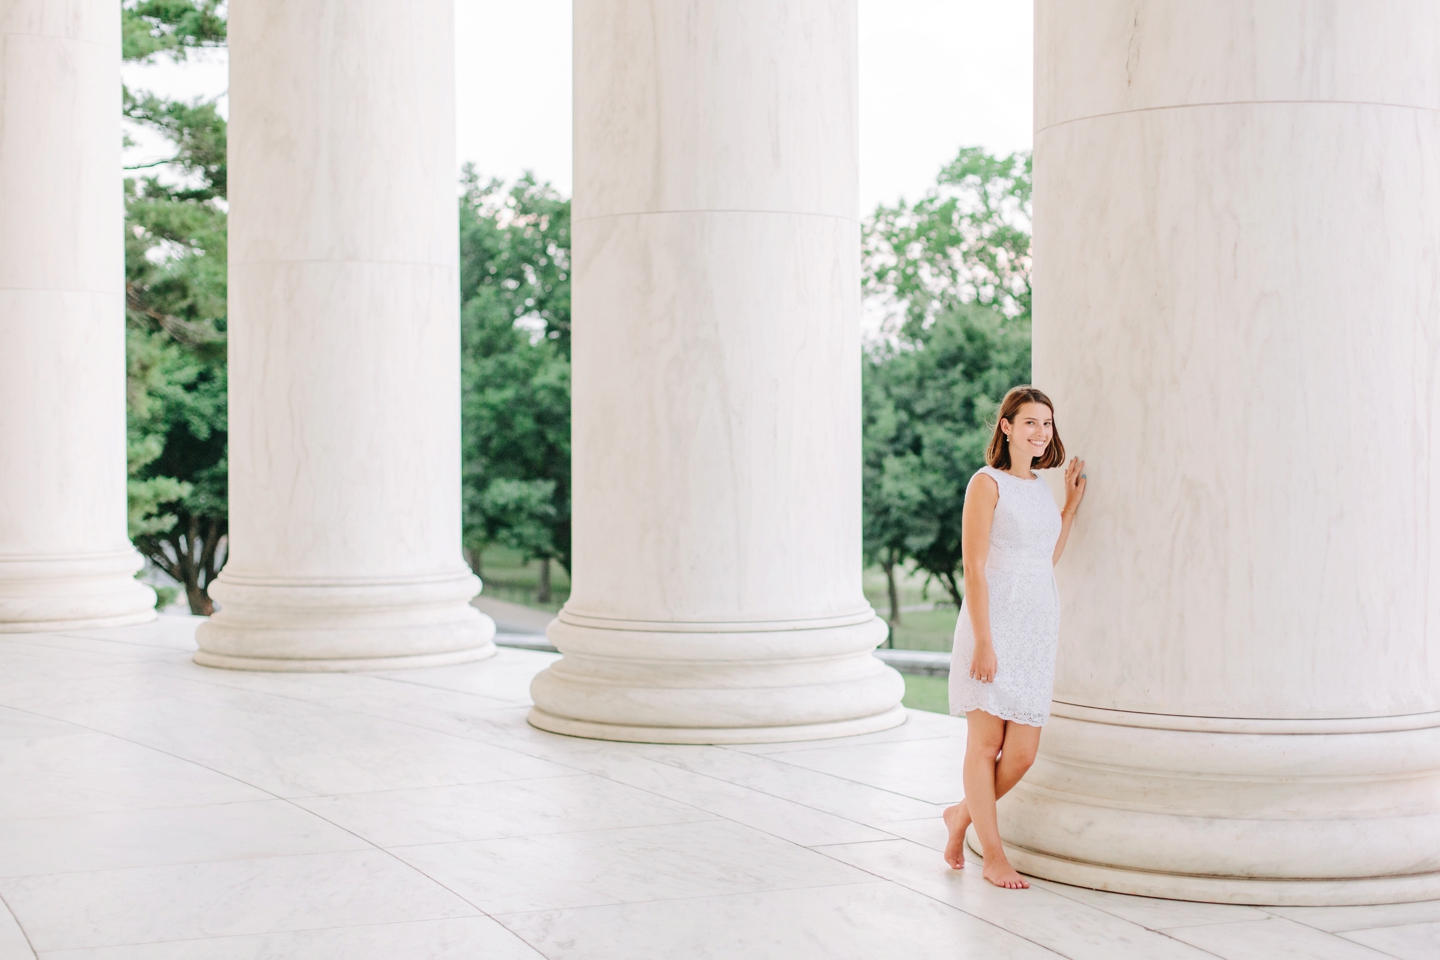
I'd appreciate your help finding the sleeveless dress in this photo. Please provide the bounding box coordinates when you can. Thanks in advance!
[948,465,1063,726]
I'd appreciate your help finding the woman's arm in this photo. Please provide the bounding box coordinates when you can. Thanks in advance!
[1052,457,1087,565]
[962,473,999,683]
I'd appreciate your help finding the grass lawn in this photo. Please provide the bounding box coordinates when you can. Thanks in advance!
[862,563,960,653]
[884,607,957,652]
[902,674,950,714]
[474,545,571,612]
[861,562,951,612]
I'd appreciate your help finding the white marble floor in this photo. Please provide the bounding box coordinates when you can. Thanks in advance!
[1,619,1437,959]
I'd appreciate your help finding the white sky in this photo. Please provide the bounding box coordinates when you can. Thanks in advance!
[123,0,1032,214]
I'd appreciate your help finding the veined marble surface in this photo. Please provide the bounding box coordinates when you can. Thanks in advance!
[1020,0,1440,900]
[0,617,1436,958]
[0,0,155,631]
[197,0,491,668]
[534,0,900,741]
[1036,1,1440,129]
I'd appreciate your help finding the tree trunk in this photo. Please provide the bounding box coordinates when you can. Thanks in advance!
[537,557,552,604]
[185,580,214,616]
[884,557,902,626]
[938,568,964,610]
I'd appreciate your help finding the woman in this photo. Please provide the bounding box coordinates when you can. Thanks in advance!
[941,385,1086,889]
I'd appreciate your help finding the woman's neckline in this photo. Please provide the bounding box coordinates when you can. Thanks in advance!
[996,466,1040,482]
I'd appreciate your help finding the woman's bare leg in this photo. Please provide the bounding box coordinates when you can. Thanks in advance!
[943,721,1042,868]
[948,711,1034,887]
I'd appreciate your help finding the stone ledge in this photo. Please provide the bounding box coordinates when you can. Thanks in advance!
[874,648,950,677]
[494,634,951,677]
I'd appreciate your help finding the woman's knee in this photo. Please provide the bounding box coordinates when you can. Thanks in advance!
[1005,745,1038,772]
[1001,731,1041,770]
[966,729,1005,762]
[965,710,1010,761]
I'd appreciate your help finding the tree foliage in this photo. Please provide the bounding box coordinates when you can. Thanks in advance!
[862,148,1033,616]
[458,171,572,599]
[123,0,229,614]
[865,147,1031,336]
[122,0,225,63]
[863,306,1031,611]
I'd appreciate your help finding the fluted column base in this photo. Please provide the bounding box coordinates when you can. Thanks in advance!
[528,611,906,744]
[979,704,1440,905]
[0,551,156,633]
[194,568,495,671]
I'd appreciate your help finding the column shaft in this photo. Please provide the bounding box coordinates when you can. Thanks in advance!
[1015,0,1440,903]
[195,0,494,670]
[0,0,155,630]
[528,0,904,743]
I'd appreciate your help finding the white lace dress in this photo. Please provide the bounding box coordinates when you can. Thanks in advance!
[948,465,1062,726]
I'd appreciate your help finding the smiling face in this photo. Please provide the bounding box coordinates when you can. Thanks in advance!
[1004,402,1054,463]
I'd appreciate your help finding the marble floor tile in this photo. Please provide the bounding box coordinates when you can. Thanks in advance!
[0,644,164,685]
[0,850,478,953]
[395,819,874,915]
[724,707,965,755]
[0,897,34,960]
[55,617,206,651]
[405,706,657,761]
[6,618,1435,956]
[549,749,894,846]
[761,737,966,804]
[8,683,576,798]
[1341,920,1440,960]
[39,917,545,960]
[295,774,715,846]
[0,632,58,647]
[0,706,85,741]
[0,800,367,878]
[641,744,946,822]
[0,635,177,662]
[870,814,950,849]
[309,682,528,729]
[1165,917,1399,959]
[0,733,266,820]
[138,660,401,704]
[498,881,1065,960]
[1031,878,1271,930]
[0,672,193,720]
[373,648,558,702]
[817,837,1221,959]
[1265,899,1440,932]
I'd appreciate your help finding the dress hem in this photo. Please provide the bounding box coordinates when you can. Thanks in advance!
[949,702,1049,727]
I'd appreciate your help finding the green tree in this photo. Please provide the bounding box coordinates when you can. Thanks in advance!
[865,306,1031,611]
[861,357,926,627]
[865,147,1031,336]
[458,171,572,602]
[122,0,225,61]
[862,148,1033,617]
[123,0,229,614]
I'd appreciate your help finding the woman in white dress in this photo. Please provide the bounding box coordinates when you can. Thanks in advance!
[942,385,1086,889]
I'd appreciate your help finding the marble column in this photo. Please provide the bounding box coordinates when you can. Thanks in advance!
[528,0,904,743]
[1012,1,1440,904]
[194,0,494,670]
[0,0,156,631]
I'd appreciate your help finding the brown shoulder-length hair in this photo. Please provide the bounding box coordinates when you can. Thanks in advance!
[986,386,1065,470]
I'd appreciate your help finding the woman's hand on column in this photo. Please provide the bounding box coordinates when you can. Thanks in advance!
[1054,457,1087,565]
[1063,457,1087,517]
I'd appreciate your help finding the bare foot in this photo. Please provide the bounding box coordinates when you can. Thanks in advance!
[982,855,1030,889]
[942,802,971,869]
